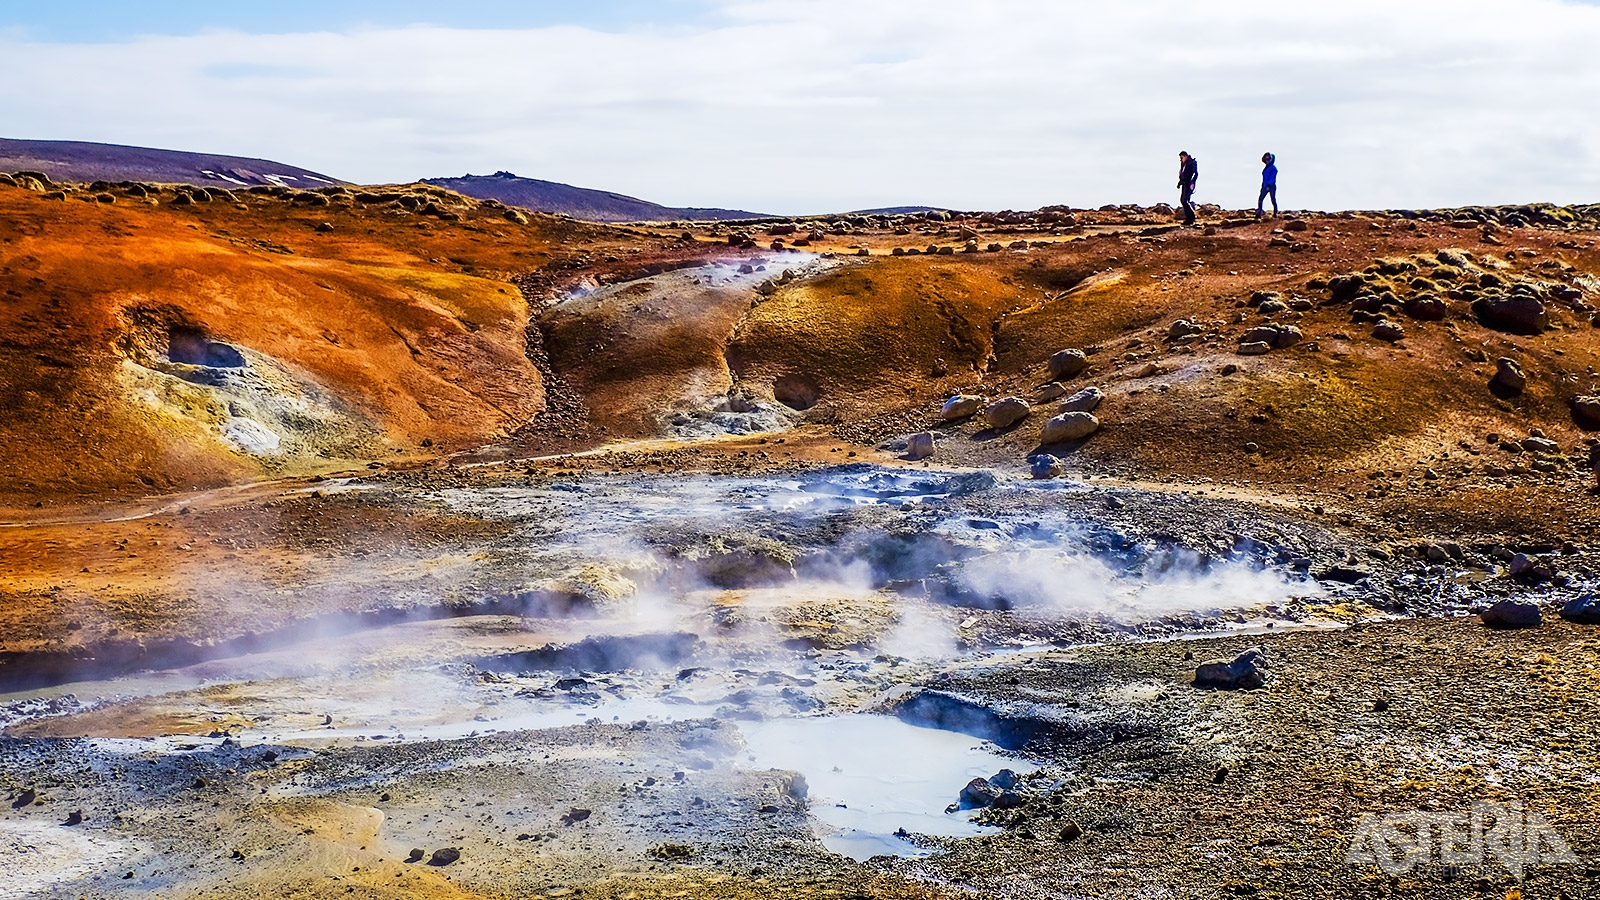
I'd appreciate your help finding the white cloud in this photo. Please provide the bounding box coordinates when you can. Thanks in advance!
[2,0,1598,214]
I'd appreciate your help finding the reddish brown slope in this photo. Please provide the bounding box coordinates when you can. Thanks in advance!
[0,182,563,501]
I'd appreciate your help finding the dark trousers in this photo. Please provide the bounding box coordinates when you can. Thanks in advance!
[1180,187,1195,225]
[1257,183,1278,215]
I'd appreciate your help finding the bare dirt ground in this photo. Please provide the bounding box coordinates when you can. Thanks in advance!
[3,178,1600,898]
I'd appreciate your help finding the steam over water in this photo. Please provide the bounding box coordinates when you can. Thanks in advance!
[2,466,1332,868]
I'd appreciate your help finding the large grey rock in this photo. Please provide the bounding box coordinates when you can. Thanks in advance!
[1480,599,1542,629]
[1057,387,1104,413]
[1194,647,1270,690]
[1491,358,1526,395]
[906,432,936,460]
[984,396,1031,429]
[941,395,984,420]
[1047,349,1089,380]
[1039,412,1100,444]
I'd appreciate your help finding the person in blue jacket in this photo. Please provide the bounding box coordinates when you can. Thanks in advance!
[1177,151,1199,226]
[1257,152,1278,219]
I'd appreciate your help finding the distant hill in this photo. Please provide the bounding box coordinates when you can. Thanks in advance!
[0,138,346,190]
[848,206,947,216]
[420,171,766,223]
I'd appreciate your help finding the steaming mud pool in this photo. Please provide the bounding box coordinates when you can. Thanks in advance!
[4,462,1568,899]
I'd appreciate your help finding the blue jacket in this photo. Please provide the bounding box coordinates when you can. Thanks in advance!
[1262,163,1278,186]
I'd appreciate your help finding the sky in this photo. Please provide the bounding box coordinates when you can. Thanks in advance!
[2,0,1599,215]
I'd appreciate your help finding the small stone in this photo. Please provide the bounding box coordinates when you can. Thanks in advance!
[984,396,1031,429]
[560,808,592,825]
[1047,348,1089,380]
[427,848,461,866]
[959,778,999,808]
[1057,387,1104,413]
[406,848,425,863]
[940,395,984,420]
[1372,320,1405,342]
[1193,647,1270,690]
[1491,358,1527,395]
[1040,412,1100,444]
[906,432,936,460]
[1238,341,1271,356]
[1031,454,1063,480]
[1168,319,1204,340]
[1059,822,1084,842]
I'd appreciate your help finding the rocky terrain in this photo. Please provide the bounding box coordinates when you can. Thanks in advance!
[3,167,1600,899]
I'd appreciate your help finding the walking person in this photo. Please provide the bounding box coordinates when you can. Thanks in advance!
[1257,152,1279,219]
[1177,151,1199,226]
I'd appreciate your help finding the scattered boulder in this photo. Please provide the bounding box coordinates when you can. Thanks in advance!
[1194,647,1269,689]
[1572,396,1600,427]
[941,395,984,420]
[984,397,1031,429]
[1057,387,1104,413]
[1404,295,1448,321]
[1241,324,1303,349]
[560,808,592,826]
[1522,436,1559,454]
[1168,319,1204,340]
[1372,320,1405,342]
[1040,412,1100,444]
[1036,383,1067,402]
[1480,599,1541,629]
[906,432,936,460]
[1238,341,1271,356]
[1473,295,1548,334]
[406,849,424,863]
[1491,358,1526,395]
[1047,349,1088,380]
[427,848,461,866]
[1559,597,1600,625]
[959,778,999,808]
[504,208,530,225]
[1031,454,1063,479]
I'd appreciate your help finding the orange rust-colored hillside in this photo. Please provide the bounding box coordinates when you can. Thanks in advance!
[0,180,586,500]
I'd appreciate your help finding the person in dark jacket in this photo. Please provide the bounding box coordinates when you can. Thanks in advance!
[1177,151,1199,226]
[1257,152,1279,219]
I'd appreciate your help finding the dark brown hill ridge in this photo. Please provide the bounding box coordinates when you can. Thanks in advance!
[421,170,767,222]
[0,137,346,190]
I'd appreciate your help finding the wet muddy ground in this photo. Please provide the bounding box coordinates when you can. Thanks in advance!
[3,460,1599,898]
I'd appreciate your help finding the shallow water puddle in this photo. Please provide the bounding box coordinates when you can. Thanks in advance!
[739,715,1024,860]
